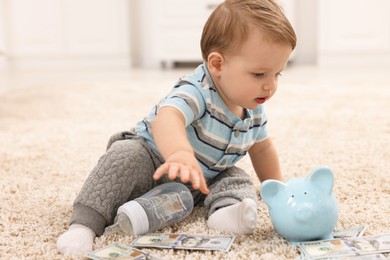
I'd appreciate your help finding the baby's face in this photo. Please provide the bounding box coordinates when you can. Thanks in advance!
[214,29,292,116]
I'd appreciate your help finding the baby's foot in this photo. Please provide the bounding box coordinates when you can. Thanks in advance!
[207,198,257,234]
[56,224,96,256]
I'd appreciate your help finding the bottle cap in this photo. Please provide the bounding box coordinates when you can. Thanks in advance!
[118,200,149,235]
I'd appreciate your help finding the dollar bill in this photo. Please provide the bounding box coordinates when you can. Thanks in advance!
[86,242,162,260]
[297,253,387,259]
[130,233,235,252]
[333,226,368,238]
[297,233,390,259]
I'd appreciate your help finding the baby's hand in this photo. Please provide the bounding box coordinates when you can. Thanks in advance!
[153,150,209,194]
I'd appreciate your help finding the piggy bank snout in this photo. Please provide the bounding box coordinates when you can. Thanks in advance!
[294,203,314,222]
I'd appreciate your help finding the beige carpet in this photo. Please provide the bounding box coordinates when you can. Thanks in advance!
[0,66,389,259]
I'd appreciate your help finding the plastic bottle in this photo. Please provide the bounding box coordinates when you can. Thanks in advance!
[105,182,194,236]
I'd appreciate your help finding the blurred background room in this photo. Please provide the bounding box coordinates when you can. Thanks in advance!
[1,0,389,71]
[1,1,390,259]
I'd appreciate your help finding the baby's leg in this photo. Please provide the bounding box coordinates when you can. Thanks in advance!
[57,135,163,256]
[205,166,258,234]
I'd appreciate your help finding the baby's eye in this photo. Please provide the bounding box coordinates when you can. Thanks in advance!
[252,73,265,78]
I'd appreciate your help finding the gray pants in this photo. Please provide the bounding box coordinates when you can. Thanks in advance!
[71,131,258,236]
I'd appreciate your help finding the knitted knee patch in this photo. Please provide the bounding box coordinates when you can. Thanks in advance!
[73,138,161,233]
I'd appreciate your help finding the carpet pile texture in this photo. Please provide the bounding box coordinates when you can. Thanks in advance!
[0,66,389,259]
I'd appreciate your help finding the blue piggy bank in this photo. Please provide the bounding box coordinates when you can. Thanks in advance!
[260,166,338,243]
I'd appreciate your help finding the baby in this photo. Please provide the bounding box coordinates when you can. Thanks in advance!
[57,0,296,256]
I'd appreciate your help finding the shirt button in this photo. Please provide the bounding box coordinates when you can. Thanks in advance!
[234,130,240,137]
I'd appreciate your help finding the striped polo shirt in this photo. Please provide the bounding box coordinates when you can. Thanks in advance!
[134,63,269,179]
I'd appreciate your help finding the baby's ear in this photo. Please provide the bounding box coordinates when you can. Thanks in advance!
[260,180,286,207]
[207,52,224,72]
[307,166,334,195]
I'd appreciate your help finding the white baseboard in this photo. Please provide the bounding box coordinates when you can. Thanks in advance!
[6,56,132,70]
[318,52,390,67]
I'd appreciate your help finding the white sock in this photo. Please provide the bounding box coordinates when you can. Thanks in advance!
[56,224,96,257]
[207,198,257,235]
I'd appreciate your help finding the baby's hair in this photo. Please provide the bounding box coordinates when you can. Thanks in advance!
[200,0,297,61]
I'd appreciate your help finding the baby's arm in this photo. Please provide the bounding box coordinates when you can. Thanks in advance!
[248,138,283,182]
[151,106,209,194]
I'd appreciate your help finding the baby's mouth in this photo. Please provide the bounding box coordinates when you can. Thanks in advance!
[255,97,268,104]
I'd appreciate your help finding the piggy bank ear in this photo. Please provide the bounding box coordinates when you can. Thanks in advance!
[260,180,286,207]
[307,166,334,195]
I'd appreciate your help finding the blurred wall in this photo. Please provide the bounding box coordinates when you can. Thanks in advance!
[0,0,6,69]
[293,0,318,65]
[1,0,130,70]
[318,0,390,66]
[1,0,389,70]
